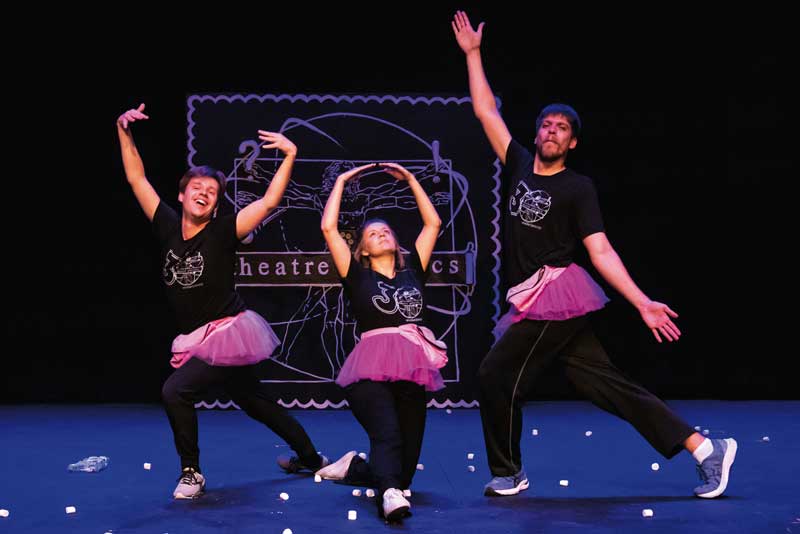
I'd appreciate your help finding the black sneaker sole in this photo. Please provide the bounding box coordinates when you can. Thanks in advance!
[385,505,410,522]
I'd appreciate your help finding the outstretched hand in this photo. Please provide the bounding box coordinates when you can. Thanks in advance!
[117,104,149,130]
[451,10,484,54]
[258,130,297,156]
[639,300,681,343]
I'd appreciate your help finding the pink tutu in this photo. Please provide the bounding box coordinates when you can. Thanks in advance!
[493,264,609,339]
[336,327,445,392]
[171,310,280,368]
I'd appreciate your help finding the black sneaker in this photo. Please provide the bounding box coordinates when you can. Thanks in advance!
[277,453,330,473]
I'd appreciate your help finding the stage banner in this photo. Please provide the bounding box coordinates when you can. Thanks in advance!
[186,94,501,408]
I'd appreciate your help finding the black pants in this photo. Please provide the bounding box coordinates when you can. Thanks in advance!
[162,357,320,471]
[342,380,427,505]
[478,315,695,477]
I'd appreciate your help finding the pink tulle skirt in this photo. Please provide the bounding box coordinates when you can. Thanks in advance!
[170,310,280,368]
[493,264,609,339]
[336,331,445,392]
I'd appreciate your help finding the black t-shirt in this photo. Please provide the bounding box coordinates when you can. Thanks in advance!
[503,139,605,287]
[153,202,246,334]
[341,248,429,332]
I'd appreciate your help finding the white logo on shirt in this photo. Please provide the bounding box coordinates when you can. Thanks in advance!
[371,281,423,320]
[509,181,551,227]
[163,250,204,287]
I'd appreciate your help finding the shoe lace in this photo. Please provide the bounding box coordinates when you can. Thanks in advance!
[695,464,708,483]
[178,469,200,485]
[385,488,404,501]
[696,460,720,483]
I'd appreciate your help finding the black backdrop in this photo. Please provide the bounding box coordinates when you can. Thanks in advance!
[4,5,793,404]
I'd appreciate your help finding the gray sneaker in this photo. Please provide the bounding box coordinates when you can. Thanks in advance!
[173,467,205,499]
[694,438,737,498]
[483,469,529,496]
[277,453,330,474]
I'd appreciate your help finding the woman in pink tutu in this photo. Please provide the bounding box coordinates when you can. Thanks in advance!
[117,104,328,500]
[452,10,736,500]
[316,162,445,521]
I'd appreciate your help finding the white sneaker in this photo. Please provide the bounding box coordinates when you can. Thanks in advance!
[315,450,357,480]
[173,467,205,499]
[382,488,410,520]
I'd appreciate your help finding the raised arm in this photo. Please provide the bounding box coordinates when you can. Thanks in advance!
[236,131,296,239]
[583,232,681,343]
[379,163,442,271]
[320,163,376,277]
[451,10,512,163]
[117,104,160,221]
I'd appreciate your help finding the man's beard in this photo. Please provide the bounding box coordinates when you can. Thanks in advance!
[536,143,565,163]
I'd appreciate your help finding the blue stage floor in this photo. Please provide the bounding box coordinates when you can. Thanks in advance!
[0,401,797,533]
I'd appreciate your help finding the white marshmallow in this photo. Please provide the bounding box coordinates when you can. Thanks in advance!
[467,453,475,460]
[365,489,375,498]
[314,474,322,483]
[642,509,654,518]
[651,463,660,471]
[403,489,412,497]
[416,463,424,471]
[348,510,357,520]
[0,509,9,518]
[358,452,367,460]
[559,480,569,487]
[532,429,539,436]
[282,529,293,534]
[352,489,361,497]
[143,463,151,470]
[467,465,475,472]
[65,506,76,514]
[279,492,289,501]
[762,436,770,442]
[585,431,593,437]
